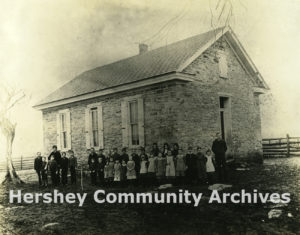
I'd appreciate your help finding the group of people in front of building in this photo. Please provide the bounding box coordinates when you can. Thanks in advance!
[34,147,77,187]
[34,132,227,187]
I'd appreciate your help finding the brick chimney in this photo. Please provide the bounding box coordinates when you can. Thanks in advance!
[139,43,148,54]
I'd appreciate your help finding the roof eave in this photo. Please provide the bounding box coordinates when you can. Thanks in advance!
[33,72,194,110]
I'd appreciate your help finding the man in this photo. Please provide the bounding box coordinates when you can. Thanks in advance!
[60,152,69,185]
[112,148,121,162]
[48,145,62,184]
[97,149,106,165]
[212,132,228,182]
[48,145,62,164]
[88,147,99,167]
[34,152,43,186]
[120,147,129,163]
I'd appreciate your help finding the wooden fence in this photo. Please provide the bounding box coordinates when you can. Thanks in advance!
[262,134,300,158]
[0,156,34,172]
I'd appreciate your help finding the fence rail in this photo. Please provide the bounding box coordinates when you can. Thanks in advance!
[263,134,300,158]
[0,156,34,172]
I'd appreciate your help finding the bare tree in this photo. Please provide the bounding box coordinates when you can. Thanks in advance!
[0,84,25,184]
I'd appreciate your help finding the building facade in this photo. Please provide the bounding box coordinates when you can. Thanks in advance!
[34,27,268,163]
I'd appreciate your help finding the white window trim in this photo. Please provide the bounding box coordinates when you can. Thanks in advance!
[121,95,145,148]
[57,109,71,151]
[85,102,104,149]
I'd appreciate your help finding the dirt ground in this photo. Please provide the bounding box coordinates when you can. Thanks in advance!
[0,158,300,235]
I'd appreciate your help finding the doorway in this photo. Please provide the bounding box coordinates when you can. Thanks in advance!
[219,96,232,141]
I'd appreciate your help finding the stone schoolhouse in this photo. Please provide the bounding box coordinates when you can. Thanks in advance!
[34,27,268,162]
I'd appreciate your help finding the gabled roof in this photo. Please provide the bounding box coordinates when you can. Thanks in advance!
[34,26,268,110]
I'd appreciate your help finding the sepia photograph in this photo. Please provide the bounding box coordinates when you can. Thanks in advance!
[0,0,299,234]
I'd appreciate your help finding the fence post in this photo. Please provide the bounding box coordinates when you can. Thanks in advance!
[21,155,23,170]
[287,134,290,158]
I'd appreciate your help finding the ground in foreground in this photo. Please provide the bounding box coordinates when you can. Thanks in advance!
[0,158,300,235]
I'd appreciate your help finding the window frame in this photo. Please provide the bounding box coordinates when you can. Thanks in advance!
[57,109,71,151]
[122,95,144,148]
[86,102,104,149]
[129,100,139,146]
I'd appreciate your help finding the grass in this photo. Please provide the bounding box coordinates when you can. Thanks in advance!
[0,158,299,234]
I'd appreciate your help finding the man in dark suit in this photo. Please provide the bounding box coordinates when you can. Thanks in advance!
[88,147,99,166]
[112,148,121,162]
[34,152,43,186]
[120,147,129,163]
[48,145,62,184]
[212,132,228,182]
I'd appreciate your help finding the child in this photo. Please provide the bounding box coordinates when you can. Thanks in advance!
[41,156,48,187]
[104,161,109,186]
[68,150,77,185]
[120,160,127,187]
[165,150,176,183]
[185,146,198,185]
[147,154,157,186]
[156,153,166,184]
[90,158,97,185]
[108,157,115,183]
[34,152,43,186]
[49,155,58,186]
[98,157,105,186]
[176,149,186,184]
[61,152,69,185]
[196,146,207,184]
[172,143,179,158]
[114,160,121,185]
[126,155,136,186]
[131,148,140,179]
[139,154,148,186]
[205,149,215,185]
[162,143,169,157]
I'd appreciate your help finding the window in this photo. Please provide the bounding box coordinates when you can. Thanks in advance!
[121,96,144,147]
[218,50,228,78]
[129,100,139,145]
[85,103,104,149]
[60,113,67,149]
[56,109,71,150]
[91,108,99,147]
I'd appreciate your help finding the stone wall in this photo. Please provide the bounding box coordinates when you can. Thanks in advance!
[178,36,262,156]
[42,81,187,163]
[42,36,263,162]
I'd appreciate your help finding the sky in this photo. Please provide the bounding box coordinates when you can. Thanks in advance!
[0,0,299,158]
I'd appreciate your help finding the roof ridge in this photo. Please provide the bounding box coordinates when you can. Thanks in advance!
[77,27,226,75]
[34,26,229,108]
